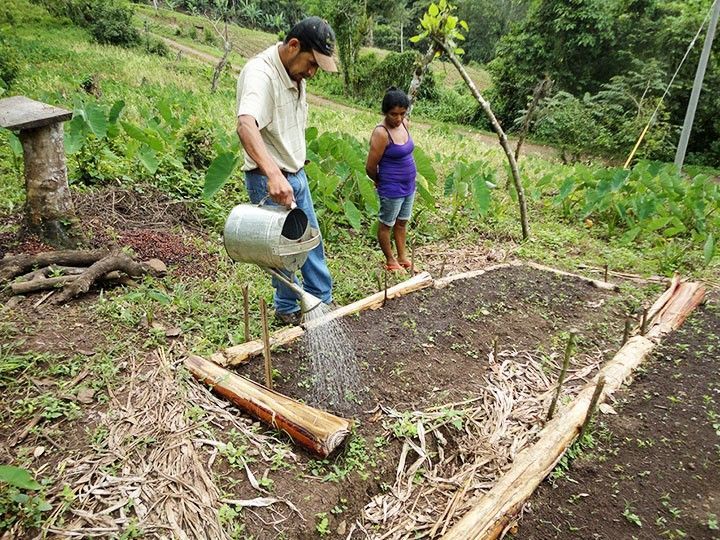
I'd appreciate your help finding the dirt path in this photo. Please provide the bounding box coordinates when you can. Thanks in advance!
[515,299,720,540]
[159,36,559,160]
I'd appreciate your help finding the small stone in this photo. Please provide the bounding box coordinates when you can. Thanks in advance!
[151,321,166,331]
[144,259,167,275]
[77,348,95,356]
[33,446,45,458]
[165,326,182,337]
[599,403,617,415]
[337,520,346,535]
[76,388,95,404]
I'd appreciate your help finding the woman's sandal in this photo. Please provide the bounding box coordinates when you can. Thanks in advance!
[384,262,403,271]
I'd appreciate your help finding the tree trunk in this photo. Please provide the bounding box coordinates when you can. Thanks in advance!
[438,42,530,240]
[515,76,552,161]
[407,43,437,115]
[19,123,81,247]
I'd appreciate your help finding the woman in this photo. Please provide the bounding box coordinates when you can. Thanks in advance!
[365,87,417,271]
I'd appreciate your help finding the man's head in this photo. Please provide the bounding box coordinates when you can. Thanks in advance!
[281,16,337,82]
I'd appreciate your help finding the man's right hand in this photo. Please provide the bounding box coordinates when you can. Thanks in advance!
[267,171,295,208]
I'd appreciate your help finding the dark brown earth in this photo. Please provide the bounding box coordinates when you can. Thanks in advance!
[515,299,720,540]
[230,266,632,538]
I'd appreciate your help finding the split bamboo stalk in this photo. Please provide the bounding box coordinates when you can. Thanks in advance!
[218,271,433,366]
[523,261,619,291]
[259,298,272,389]
[185,354,352,457]
[434,263,514,288]
[442,279,705,540]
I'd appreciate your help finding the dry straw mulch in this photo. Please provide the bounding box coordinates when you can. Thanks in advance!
[41,348,297,539]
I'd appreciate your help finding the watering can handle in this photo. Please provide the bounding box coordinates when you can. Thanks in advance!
[257,196,297,210]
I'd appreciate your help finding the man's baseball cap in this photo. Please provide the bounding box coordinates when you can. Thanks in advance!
[287,16,338,72]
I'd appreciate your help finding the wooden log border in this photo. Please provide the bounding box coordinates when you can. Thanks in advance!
[442,278,705,540]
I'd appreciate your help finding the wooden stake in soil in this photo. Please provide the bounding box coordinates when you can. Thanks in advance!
[259,298,272,390]
[640,307,649,336]
[383,269,388,306]
[622,316,632,345]
[546,331,575,421]
[439,255,447,278]
[492,336,499,361]
[242,284,250,343]
[604,263,609,282]
[580,375,606,439]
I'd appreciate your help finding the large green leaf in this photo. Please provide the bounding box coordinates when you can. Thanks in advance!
[358,176,379,213]
[414,146,437,186]
[0,465,41,490]
[343,200,362,230]
[138,146,159,174]
[306,126,318,142]
[416,176,435,207]
[121,122,164,152]
[83,103,107,139]
[203,152,238,198]
[108,100,125,124]
[555,177,576,203]
[64,115,87,155]
[472,175,491,216]
[704,232,716,265]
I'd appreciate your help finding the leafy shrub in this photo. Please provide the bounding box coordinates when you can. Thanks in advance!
[33,0,140,46]
[353,51,439,105]
[143,34,170,57]
[180,124,215,171]
[373,24,400,51]
[533,91,610,162]
[0,37,22,90]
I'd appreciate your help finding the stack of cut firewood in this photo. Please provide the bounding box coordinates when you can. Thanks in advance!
[1,249,166,304]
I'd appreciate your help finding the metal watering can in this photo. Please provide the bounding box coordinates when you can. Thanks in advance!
[223,202,324,313]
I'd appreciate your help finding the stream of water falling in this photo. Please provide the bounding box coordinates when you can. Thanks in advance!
[302,303,364,414]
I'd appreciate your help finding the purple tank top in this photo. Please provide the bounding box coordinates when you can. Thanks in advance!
[376,125,416,198]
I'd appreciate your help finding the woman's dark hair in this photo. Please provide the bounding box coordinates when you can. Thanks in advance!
[381,87,410,114]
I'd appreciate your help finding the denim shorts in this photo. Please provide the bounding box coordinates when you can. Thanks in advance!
[378,193,415,226]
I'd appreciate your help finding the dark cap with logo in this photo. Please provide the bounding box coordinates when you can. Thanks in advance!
[286,16,337,72]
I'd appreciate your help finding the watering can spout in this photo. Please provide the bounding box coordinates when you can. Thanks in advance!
[265,267,323,314]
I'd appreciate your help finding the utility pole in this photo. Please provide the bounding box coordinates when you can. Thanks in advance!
[674,0,720,170]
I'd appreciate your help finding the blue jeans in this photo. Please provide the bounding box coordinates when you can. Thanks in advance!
[378,193,415,226]
[245,169,333,314]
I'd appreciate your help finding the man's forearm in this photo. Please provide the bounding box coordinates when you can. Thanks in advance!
[236,115,294,207]
[237,116,282,177]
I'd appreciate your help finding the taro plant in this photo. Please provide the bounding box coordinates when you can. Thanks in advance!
[443,159,496,227]
[549,160,719,264]
[202,126,437,241]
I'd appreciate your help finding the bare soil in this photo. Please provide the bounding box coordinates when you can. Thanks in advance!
[229,266,630,538]
[515,299,720,540]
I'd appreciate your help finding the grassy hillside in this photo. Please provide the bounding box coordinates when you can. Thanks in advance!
[135,4,492,92]
[1,0,718,285]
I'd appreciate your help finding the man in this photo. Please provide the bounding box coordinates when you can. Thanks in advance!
[236,16,336,325]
